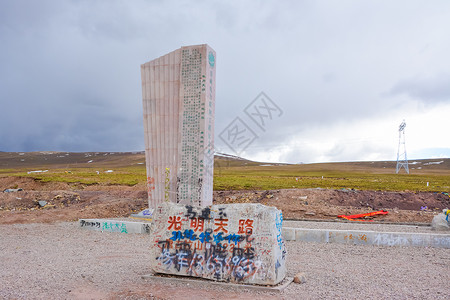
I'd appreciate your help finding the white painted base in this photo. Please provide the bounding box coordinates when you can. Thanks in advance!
[283,227,450,248]
[79,219,151,234]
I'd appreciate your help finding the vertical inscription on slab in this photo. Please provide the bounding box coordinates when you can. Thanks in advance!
[178,48,203,205]
[203,49,215,207]
[178,47,215,206]
[141,44,215,208]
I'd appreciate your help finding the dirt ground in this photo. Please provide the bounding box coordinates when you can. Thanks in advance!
[2,222,449,299]
[1,176,449,225]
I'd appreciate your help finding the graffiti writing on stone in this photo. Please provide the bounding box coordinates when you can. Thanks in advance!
[80,220,101,228]
[374,233,409,246]
[150,203,287,285]
[275,213,283,250]
[344,233,368,243]
[147,177,155,200]
[80,220,128,233]
[102,221,128,233]
[142,224,151,234]
[373,233,450,248]
[156,240,262,281]
[152,205,283,282]
[433,237,450,247]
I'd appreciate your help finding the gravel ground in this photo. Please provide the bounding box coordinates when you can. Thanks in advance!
[1,222,449,299]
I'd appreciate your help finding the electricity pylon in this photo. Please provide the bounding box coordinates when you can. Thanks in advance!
[396,120,409,174]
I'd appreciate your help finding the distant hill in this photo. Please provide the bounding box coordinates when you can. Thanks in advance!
[0,151,146,169]
[0,151,448,175]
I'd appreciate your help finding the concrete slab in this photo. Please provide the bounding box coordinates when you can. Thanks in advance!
[284,220,434,233]
[284,227,450,248]
[141,44,216,208]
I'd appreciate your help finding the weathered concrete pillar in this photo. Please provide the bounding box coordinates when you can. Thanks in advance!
[149,202,287,285]
[141,44,216,208]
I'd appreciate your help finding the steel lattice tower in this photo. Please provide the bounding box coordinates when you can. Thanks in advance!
[396,120,409,174]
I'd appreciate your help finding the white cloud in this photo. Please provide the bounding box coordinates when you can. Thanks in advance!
[235,101,450,163]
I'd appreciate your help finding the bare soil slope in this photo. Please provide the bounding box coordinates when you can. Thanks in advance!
[1,177,448,224]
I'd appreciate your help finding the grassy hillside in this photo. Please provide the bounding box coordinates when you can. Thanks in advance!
[213,157,450,191]
[0,151,449,192]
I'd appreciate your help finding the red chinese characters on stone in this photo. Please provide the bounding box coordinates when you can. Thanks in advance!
[238,219,254,235]
[167,216,182,230]
[190,217,204,232]
[191,240,204,251]
[147,177,155,198]
[213,218,229,233]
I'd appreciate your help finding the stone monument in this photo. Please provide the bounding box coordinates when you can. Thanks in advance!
[141,44,216,208]
[141,45,287,286]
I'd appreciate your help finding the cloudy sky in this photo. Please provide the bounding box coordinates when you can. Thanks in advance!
[1,0,449,163]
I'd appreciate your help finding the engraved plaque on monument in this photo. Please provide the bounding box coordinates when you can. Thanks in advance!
[141,44,216,208]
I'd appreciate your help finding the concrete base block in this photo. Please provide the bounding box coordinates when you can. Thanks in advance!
[295,228,327,243]
[79,219,151,234]
[283,227,450,248]
[282,227,296,241]
[149,202,287,285]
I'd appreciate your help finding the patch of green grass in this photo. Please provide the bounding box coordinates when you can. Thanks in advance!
[0,169,17,174]
[213,166,450,192]
[10,166,147,186]
[2,160,449,192]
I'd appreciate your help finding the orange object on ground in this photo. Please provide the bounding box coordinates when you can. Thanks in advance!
[338,210,388,222]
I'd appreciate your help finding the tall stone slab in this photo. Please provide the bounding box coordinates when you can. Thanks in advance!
[141,45,216,208]
[149,202,287,285]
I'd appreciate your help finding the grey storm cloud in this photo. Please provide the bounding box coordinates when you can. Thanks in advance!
[389,73,450,103]
[1,0,450,162]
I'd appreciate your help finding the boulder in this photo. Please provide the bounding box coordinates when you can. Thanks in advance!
[293,272,307,284]
[149,202,287,285]
[431,212,449,231]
